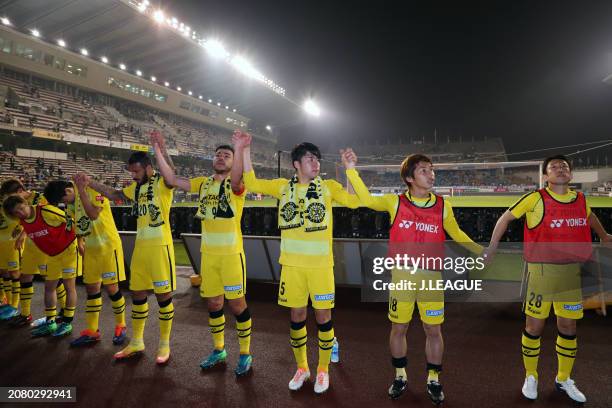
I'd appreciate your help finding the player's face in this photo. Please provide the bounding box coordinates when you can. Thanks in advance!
[295,152,320,180]
[62,187,76,204]
[544,159,571,185]
[213,149,233,174]
[127,162,151,184]
[11,203,31,220]
[407,161,435,190]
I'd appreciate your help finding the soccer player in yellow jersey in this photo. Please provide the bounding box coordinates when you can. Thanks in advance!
[51,176,128,347]
[342,150,482,404]
[3,181,80,338]
[234,132,361,394]
[0,181,23,320]
[150,131,253,376]
[485,155,612,403]
[0,180,67,327]
[88,151,175,365]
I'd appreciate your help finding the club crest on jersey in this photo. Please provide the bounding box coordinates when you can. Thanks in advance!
[77,216,91,231]
[306,202,326,223]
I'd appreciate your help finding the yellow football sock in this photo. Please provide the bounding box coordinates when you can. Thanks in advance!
[56,282,66,310]
[522,330,541,379]
[235,308,252,355]
[158,298,174,343]
[63,306,76,324]
[427,363,442,382]
[85,292,102,332]
[3,278,12,304]
[290,321,308,370]
[317,322,334,372]
[556,333,577,382]
[20,282,34,316]
[10,279,20,308]
[110,291,126,327]
[45,307,57,321]
[131,299,149,341]
[209,309,225,350]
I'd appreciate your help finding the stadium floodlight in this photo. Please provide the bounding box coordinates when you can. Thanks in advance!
[30,29,40,37]
[150,76,156,82]
[188,90,193,95]
[208,98,212,103]
[217,102,221,106]
[198,95,202,99]
[1,17,10,26]
[138,1,149,13]
[101,56,108,63]
[136,70,142,76]
[153,10,165,23]
[80,48,88,56]
[231,56,265,81]
[233,109,237,112]
[164,81,170,86]
[266,125,272,131]
[303,99,321,117]
[204,39,229,59]
[57,39,66,47]
[177,86,182,91]
[119,63,126,70]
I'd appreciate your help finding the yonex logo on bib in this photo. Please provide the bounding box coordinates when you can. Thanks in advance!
[426,308,444,316]
[550,218,587,229]
[102,272,117,279]
[224,284,243,292]
[314,293,335,301]
[563,304,583,311]
[154,280,169,287]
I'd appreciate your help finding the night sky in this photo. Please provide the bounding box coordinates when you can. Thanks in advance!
[169,0,612,157]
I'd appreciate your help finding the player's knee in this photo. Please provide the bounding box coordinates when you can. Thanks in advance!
[423,323,442,338]
[525,317,545,336]
[557,318,576,336]
[290,308,307,322]
[317,320,333,332]
[207,296,224,312]
[390,323,409,337]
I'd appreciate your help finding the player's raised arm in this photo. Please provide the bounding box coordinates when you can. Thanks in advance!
[88,177,127,203]
[73,173,102,220]
[150,131,191,192]
[342,148,394,213]
[230,130,247,194]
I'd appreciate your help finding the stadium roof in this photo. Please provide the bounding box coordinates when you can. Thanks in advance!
[0,0,303,126]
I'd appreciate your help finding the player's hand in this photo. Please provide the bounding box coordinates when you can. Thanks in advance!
[601,233,612,248]
[232,131,252,148]
[73,173,88,190]
[340,148,357,170]
[14,233,25,251]
[482,245,496,265]
[149,130,162,148]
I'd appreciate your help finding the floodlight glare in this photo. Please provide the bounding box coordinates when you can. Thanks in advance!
[217,102,221,106]
[136,70,142,76]
[151,76,156,82]
[231,56,265,81]
[232,109,236,112]
[101,56,109,63]
[153,10,165,23]
[204,39,229,59]
[119,63,126,70]
[164,81,170,86]
[303,99,321,117]
[31,29,40,37]
[266,125,272,131]
[57,39,66,47]
[208,98,212,103]
[177,86,182,91]
[225,105,229,109]
[188,90,192,95]
[1,17,10,26]
[198,95,202,99]
[80,48,88,56]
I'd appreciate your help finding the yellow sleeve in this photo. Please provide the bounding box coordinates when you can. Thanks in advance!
[189,177,207,194]
[122,182,136,201]
[586,203,592,218]
[325,179,362,209]
[346,169,398,214]
[509,191,540,219]
[243,170,287,199]
[442,200,483,255]
[86,187,105,209]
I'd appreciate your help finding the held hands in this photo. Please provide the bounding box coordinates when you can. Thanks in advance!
[149,130,165,150]
[482,245,496,265]
[232,130,252,149]
[72,173,90,191]
[340,148,357,170]
[14,232,25,250]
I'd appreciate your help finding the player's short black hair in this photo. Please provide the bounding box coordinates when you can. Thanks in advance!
[400,154,433,186]
[215,144,234,154]
[2,194,27,218]
[291,142,321,169]
[0,178,25,197]
[43,180,72,206]
[128,151,152,168]
[542,155,571,174]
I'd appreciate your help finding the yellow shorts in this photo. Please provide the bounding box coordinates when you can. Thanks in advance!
[278,265,335,309]
[0,240,20,271]
[387,269,445,325]
[83,246,126,285]
[524,263,583,320]
[21,238,48,275]
[130,244,176,294]
[200,252,246,299]
[45,242,79,281]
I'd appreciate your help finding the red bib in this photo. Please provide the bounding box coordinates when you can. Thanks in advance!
[21,205,75,256]
[523,189,592,264]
